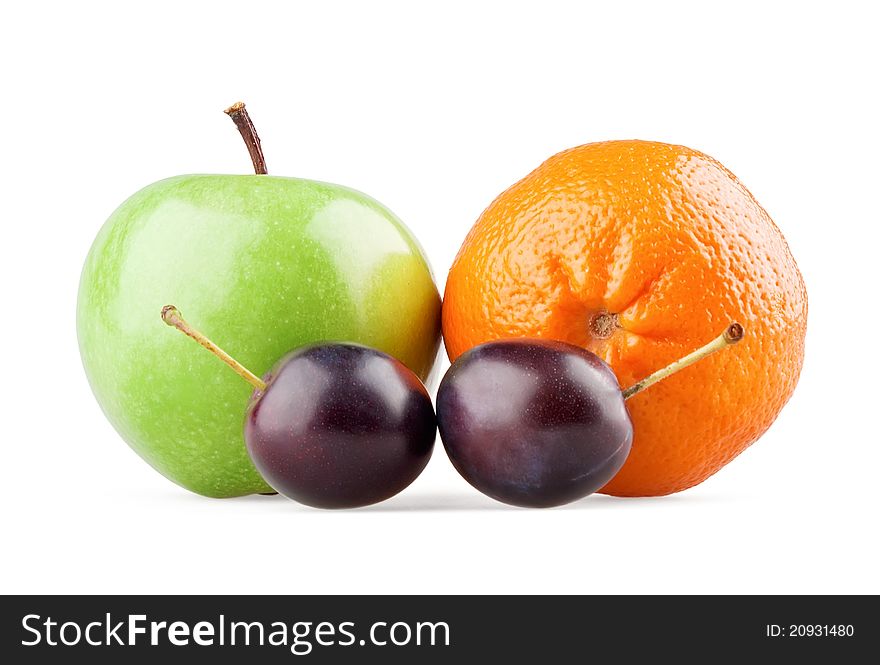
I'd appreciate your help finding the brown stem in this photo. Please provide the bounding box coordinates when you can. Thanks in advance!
[622,322,744,400]
[161,305,267,392]
[590,311,619,339]
[224,102,268,175]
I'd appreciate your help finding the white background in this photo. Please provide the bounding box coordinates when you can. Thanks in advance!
[2,1,878,595]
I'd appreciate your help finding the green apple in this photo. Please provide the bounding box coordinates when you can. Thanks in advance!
[78,109,441,497]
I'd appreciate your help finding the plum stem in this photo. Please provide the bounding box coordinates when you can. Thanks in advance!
[224,101,268,175]
[161,305,267,392]
[622,322,744,400]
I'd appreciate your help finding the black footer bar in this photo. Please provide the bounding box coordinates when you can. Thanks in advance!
[1,594,873,662]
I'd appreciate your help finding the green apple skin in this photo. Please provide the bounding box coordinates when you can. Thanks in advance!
[77,175,441,497]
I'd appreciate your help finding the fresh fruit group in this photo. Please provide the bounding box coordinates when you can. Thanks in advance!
[437,339,633,507]
[246,343,436,508]
[443,140,807,496]
[77,104,441,497]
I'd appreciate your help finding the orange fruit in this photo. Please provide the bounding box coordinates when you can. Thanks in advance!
[442,140,807,496]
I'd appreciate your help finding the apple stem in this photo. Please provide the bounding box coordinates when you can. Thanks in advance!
[161,305,267,392]
[622,322,744,400]
[224,102,268,175]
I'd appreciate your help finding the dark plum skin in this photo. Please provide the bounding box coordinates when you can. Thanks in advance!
[245,343,436,509]
[436,339,633,508]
